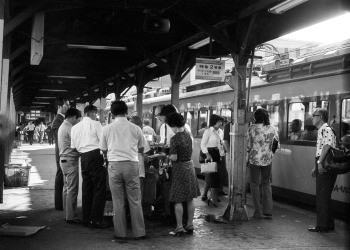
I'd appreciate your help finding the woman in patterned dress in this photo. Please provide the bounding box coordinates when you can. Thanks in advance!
[166,112,201,236]
[247,108,278,219]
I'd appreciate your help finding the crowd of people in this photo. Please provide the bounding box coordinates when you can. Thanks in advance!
[15,120,54,147]
[14,97,341,237]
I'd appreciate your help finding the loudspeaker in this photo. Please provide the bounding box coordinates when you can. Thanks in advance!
[143,16,170,34]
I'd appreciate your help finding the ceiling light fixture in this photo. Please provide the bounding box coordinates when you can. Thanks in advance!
[147,59,167,68]
[35,96,56,99]
[188,38,214,49]
[47,75,87,79]
[76,97,80,100]
[67,44,127,51]
[83,93,88,97]
[39,89,68,92]
[32,102,50,105]
[107,82,114,86]
[268,0,309,14]
[94,88,99,92]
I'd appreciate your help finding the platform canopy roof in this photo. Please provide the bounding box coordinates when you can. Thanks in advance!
[6,0,350,112]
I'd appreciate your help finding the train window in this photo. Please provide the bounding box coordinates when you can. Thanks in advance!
[266,105,279,133]
[221,108,232,126]
[185,111,197,136]
[198,110,209,135]
[287,101,327,141]
[341,99,350,148]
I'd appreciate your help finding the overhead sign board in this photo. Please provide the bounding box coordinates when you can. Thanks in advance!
[195,58,225,82]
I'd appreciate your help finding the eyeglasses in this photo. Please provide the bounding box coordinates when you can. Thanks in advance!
[312,114,321,118]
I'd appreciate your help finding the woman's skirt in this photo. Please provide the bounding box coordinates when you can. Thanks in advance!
[169,160,201,203]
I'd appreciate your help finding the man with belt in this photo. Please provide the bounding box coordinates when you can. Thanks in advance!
[58,108,82,224]
[52,98,70,210]
[309,108,337,232]
[100,101,146,240]
[71,105,107,228]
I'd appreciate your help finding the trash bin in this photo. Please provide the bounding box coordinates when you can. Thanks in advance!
[4,163,31,187]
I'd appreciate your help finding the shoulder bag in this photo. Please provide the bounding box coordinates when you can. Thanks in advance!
[322,147,350,175]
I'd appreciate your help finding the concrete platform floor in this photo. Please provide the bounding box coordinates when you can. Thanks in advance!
[0,143,349,250]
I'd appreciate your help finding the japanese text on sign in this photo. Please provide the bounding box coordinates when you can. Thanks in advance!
[195,58,225,82]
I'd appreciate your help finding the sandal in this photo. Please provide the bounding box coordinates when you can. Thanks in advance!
[169,227,186,237]
[184,224,194,235]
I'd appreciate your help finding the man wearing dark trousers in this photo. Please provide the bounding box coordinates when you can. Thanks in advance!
[309,108,337,233]
[71,105,107,228]
[52,98,70,211]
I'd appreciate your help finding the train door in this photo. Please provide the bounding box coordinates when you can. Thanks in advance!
[184,110,197,136]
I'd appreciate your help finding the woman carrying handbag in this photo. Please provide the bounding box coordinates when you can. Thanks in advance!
[200,114,225,207]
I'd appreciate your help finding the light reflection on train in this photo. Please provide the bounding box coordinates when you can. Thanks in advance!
[104,40,350,219]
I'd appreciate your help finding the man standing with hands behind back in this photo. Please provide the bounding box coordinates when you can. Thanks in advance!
[52,97,70,211]
[71,105,107,228]
[309,108,337,233]
[100,101,146,240]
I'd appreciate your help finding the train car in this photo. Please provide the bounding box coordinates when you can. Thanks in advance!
[104,39,350,219]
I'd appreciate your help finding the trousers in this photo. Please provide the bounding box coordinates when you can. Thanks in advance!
[108,161,145,238]
[249,163,273,217]
[60,156,79,220]
[80,149,106,223]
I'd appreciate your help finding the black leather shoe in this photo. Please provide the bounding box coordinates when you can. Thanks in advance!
[133,235,148,240]
[308,226,329,232]
[114,236,128,240]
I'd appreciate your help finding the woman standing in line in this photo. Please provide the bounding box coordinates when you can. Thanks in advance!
[200,114,225,207]
[247,108,278,219]
[166,112,200,236]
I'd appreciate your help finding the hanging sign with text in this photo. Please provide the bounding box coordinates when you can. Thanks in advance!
[195,58,225,82]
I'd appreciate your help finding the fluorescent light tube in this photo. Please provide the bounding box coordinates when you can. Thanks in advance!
[67,44,127,51]
[47,75,87,79]
[268,0,309,14]
[188,38,214,49]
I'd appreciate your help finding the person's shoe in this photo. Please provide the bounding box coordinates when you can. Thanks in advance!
[55,207,64,211]
[308,226,330,232]
[184,224,194,235]
[89,221,110,229]
[201,196,208,201]
[263,213,272,217]
[169,227,186,237]
[218,191,227,196]
[133,235,148,240]
[65,218,83,224]
[114,236,128,240]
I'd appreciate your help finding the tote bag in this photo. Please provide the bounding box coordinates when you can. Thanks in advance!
[200,160,217,173]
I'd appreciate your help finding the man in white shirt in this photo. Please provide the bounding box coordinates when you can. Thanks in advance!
[100,101,146,240]
[38,121,46,144]
[71,105,107,228]
[58,108,82,224]
[142,119,156,143]
[26,121,35,145]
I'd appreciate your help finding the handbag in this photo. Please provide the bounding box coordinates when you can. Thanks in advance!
[200,160,218,173]
[272,138,279,153]
[322,147,350,175]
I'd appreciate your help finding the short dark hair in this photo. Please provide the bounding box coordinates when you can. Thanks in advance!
[143,119,150,126]
[254,108,270,126]
[111,101,128,116]
[201,122,207,129]
[84,105,98,115]
[159,104,177,116]
[166,113,185,128]
[56,97,68,108]
[315,108,328,122]
[130,116,142,128]
[209,114,224,127]
[65,108,82,119]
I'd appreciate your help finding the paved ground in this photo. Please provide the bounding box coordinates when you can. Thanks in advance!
[0,143,349,250]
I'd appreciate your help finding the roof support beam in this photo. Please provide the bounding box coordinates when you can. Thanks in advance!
[10,62,28,79]
[10,43,29,61]
[4,2,46,36]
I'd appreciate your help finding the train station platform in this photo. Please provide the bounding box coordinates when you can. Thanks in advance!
[0,143,349,250]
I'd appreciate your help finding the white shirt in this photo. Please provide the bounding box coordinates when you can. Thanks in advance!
[71,117,102,153]
[201,127,224,154]
[99,117,146,162]
[159,123,192,146]
[26,123,35,131]
[138,135,151,178]
[38,123,46,132]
